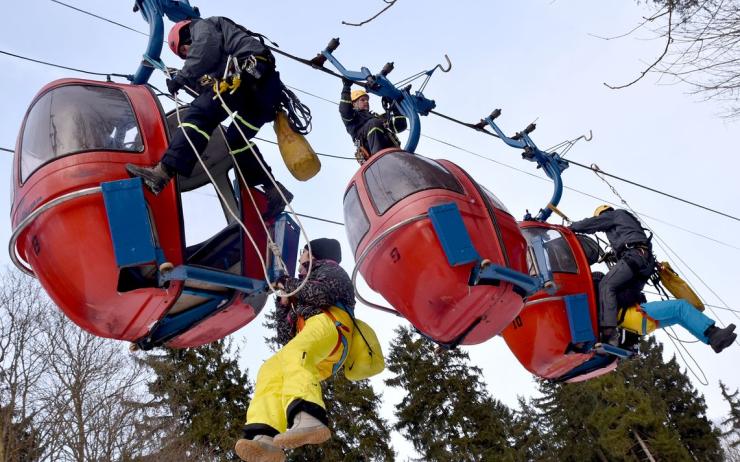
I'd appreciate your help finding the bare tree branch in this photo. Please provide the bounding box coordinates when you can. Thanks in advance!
[342,0,399,27]
[604,6,675,89]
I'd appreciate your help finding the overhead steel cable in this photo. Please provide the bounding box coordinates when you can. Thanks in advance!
[50,0,149,37]
[46,0,740,224]
[0,50,128,79]
[1,147,13,154]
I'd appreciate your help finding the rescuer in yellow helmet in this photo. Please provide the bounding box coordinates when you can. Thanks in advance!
[339,79,407,163]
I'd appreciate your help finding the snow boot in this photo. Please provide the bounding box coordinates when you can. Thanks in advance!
[272,411,331,449]
[234,435,285,462]
[125,162,173,195]
[263,181,293,221]
[705,323,736,353]
[599,327,620,347]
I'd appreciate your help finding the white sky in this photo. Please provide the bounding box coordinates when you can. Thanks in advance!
[1,1,739,458]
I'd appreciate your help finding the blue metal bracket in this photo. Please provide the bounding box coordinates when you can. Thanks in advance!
[594,343,635,359]
[470,262,544,297]
[481,110,569,222]
[159,265,269,293]
[529,235,554,289]
[319,39,439,153]
[102,178,163,268]
[131,0,201,84]
[428,203,480,266]
[269,213,301,280]
[565,293,595,344]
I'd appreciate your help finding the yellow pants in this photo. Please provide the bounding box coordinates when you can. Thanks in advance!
[245,306,352,433]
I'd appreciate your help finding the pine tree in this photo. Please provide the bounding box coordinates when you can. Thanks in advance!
[535,372,691,461]
[138,339,253,460]
[623,337,723,460]
[720,381,740,448]
[530,336,723,461]
[262,304,395,461]
[509,397,551,462]
[385,326,515,462]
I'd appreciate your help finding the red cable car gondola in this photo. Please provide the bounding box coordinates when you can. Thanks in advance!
[9,78,297,349]
[501,221,622,381]
[343,148,541,346]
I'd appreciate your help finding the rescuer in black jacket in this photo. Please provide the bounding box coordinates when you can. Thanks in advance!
[339,79,407,163]
[126,17,292,220]
[570,205,656,345]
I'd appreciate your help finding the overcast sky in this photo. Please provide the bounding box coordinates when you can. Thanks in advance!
[2,0,739,458]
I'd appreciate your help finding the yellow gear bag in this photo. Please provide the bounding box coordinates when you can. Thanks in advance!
[658,261,704,311]
[619,304,658,336]
[344,318,385,381]
[273,110,321,181]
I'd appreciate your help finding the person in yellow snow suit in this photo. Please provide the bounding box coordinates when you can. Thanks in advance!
[235,238,355,462]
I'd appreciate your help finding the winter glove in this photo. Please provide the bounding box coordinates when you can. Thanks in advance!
[166,77,183,95]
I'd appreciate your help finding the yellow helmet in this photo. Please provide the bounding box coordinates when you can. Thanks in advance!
[351,89,368,102]
[593,204,614,217]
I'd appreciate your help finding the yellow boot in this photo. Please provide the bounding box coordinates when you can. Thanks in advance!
[234,435,285,462]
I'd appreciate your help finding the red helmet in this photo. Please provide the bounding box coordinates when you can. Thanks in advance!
[168,20,192,58]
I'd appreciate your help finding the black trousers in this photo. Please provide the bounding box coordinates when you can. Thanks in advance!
[162,70,283,187]
[599,248,654,327]
[360,117,398,155]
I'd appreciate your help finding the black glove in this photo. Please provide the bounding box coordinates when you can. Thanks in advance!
[342,77,353,88]
[166,77,183,95]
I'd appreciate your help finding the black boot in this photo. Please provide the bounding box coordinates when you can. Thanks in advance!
[263,181,294,221]
[599,327,620,347]
[705,323,736,353]
[126,162,173,195]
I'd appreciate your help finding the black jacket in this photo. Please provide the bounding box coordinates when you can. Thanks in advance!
[570,209,649,252]
[339,82,407,141]
[275,260,356,346]
[177,17,272,89]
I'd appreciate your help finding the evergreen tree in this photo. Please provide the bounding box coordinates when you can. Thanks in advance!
[263,304,395,461]
[535,373,690,461]
[138,339,253,461]
[509,397,550,462]
[530,336,722,461]
[623,337,722,460]
[720,381,740,448]
[385,326,515,462]
[0,405,42,462]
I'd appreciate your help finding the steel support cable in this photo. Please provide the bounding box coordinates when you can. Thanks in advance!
[0,49,128,79]
[41,0,740,224]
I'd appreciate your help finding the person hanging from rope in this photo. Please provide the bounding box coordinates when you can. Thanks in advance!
[569,205,657,346]
[618,298,736,353]
[235,238,358,462]
[126,17,293,220]
[339,78,407,164]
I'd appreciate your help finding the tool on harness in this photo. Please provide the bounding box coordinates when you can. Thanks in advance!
[274,110,320,181]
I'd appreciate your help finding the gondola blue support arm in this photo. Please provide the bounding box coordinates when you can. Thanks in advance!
[131,0,200,84]
[483,112,569,222]
[320,42,437,153]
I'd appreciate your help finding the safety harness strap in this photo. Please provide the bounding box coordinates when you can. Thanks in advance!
[178,122,210,140]
[322,307,351,375]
